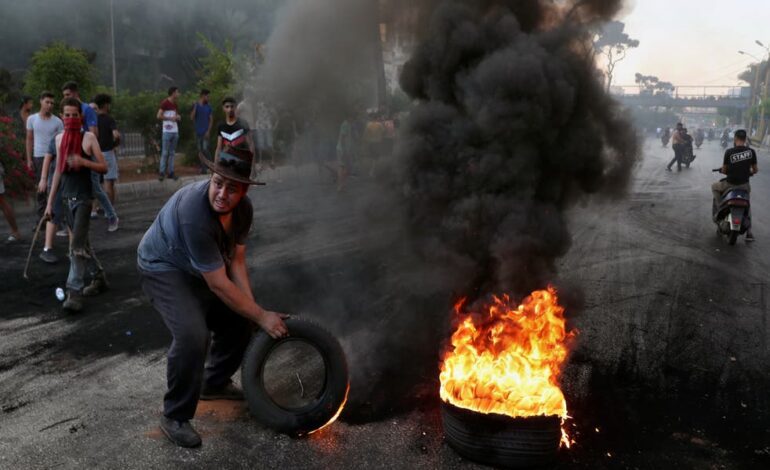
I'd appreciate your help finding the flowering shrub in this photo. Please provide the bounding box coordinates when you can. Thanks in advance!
[0,115,34,199]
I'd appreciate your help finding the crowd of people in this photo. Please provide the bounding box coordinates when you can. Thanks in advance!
[1,80,403,315]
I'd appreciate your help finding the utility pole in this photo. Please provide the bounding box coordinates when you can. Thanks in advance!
[110,0,117,93]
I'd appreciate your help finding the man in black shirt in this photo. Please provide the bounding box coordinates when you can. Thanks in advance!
[215,96,255,164]
[94,94,121,231]
[712,129,758,239]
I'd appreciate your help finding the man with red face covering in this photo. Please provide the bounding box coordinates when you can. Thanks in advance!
[45,97,108,312]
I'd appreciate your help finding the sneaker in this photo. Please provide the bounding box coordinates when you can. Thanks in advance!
[169,173,179,181]
[107,216,119,232]
[159,417,201,448]
[746,232,755,242]
[665,167,672,172]
[5,234,21,244]
[56,228,68,237]
[39,249,58,264]
[62,290,83,312]
[200,381,244,401]
[159,174,165,182]
[90,210,98,219]
[82,277,109,297]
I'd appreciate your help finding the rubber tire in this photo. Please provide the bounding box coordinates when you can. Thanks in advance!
[241,317,349,436]
[442,402,561,468]
[729,231,738,245]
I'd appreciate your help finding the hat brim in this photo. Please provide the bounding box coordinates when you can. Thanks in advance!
[198,153,264,185]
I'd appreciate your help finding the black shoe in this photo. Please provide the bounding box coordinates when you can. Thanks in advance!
[83,276,109,297]
[63,290,83,312]
[200,381,244,401]
[746,232,755,242]
[158,174,165,181]
[169,173,179,181]
[665,167,672,172]
[39,249,58,264]
[159,417,201,448]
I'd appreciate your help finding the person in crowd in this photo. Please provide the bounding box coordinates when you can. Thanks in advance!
[18,96,34,131]
[362,110,385,177]
[26,91,63,239]
[254,100,278,171]
[0,162,21,243]
[93,93,120,232]
[157,87,181,181]
[190,89,213,174]
[137,147,287,448]
[336,115,354,191]
[666,122,685,171]
[44,97,109,312]
[215,97,255,162]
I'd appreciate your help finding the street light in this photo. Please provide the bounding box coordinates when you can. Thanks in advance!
[739,50,761,61]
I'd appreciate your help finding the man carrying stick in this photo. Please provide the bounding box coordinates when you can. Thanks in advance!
[45,98,109,312]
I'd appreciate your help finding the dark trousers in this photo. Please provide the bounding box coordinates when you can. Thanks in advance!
[139,269,252,421]
[65,198,104,292]
[667,144,683,170]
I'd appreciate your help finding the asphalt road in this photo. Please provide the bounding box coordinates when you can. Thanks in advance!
[1,140,769,469]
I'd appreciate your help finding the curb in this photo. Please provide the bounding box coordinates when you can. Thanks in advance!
[8,174,210,216]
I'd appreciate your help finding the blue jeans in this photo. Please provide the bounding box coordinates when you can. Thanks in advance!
[90,170,117,219]
[65,198,105,292]
[196,134,211,171]
[160,132,179,175]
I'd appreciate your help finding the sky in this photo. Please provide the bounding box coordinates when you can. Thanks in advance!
[613,0,770,92]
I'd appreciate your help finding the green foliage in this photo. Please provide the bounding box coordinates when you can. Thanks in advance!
[196,33,236,99]
[0,115,34,199]
[23,42,95,100]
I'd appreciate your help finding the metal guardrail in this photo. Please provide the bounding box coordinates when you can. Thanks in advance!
[116,131,145,158]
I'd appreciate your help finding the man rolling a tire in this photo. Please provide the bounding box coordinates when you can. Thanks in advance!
[137,147,288,448]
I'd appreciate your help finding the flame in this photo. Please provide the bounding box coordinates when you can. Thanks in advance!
[439,287,575,446]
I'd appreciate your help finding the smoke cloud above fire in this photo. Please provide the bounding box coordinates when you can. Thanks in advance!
[254,0,638,419]
[398,0,638,300]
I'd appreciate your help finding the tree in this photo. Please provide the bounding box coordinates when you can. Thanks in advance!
[634,73,674,96]
[594,21,639,93]
[23,42,95,100]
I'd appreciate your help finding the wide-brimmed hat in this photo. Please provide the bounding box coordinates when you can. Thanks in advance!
[199,147,262,185]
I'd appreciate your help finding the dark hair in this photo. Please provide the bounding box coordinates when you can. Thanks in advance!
[39,91,55,100]
[167,86,179,96]
[676,122,683,128]
[61,97,81,113]
[222,96,236,106]
[735,129,747,140]
[61,81,79,92]
[93,93,112,109]
[19,95,32,109]
[200,88,210,96]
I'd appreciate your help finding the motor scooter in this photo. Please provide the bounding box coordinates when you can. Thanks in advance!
[712,169,751,245]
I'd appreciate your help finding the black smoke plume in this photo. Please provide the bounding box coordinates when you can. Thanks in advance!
[397,0,638,300]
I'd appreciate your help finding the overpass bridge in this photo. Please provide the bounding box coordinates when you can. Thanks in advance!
[611,85,751,110]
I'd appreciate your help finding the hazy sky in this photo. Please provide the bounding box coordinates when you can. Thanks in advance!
[613,0,770,91]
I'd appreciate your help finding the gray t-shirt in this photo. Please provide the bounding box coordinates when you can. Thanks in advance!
[27,113,63,157]
[137,180,253,276]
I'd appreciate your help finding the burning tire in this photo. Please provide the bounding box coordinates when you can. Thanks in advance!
[442,402,562,468]
[241,317,349,437]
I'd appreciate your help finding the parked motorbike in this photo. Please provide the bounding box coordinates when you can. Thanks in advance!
[712,169,751,245]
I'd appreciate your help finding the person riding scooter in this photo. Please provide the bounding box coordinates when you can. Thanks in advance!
[720,129,730,149]
[712,129,757,241]
[694,128,704,149]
